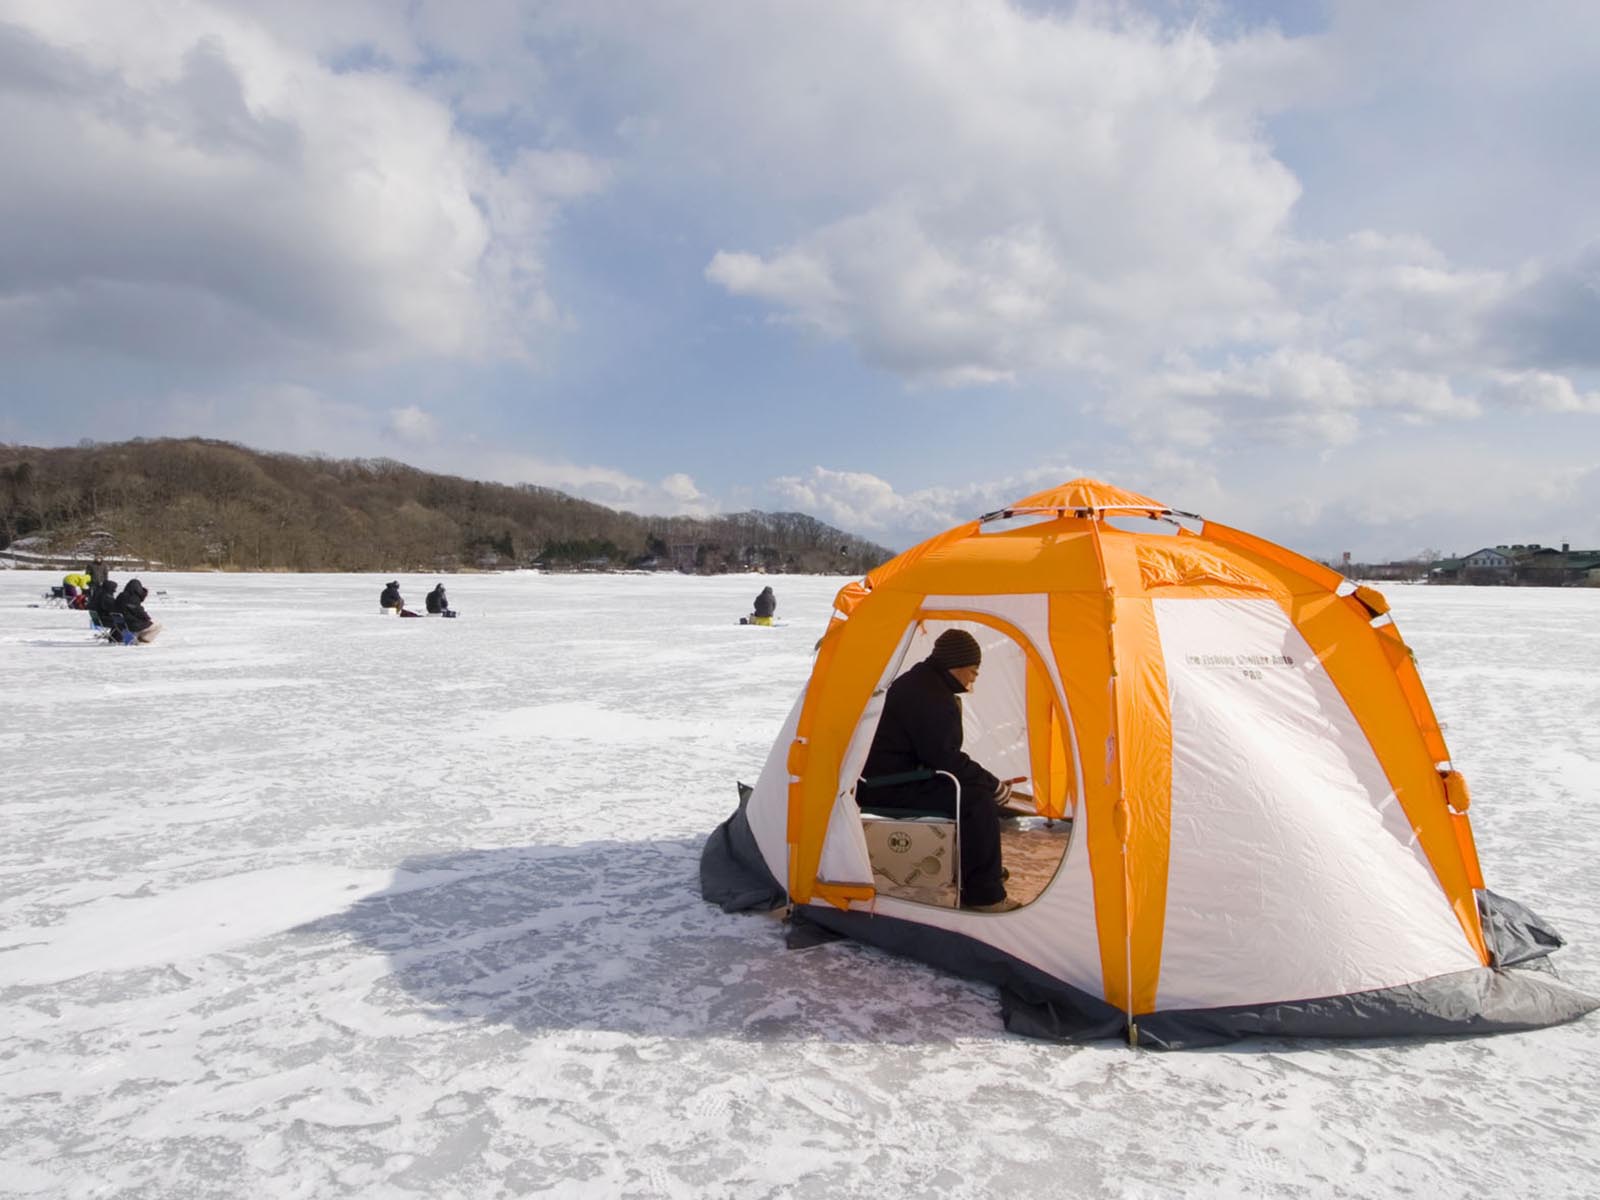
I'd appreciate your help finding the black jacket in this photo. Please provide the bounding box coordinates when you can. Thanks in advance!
[860,659,998,804]
[114,580,153,633]
[380,583,402,609]
[89,580,119,623]
[753,587,776,617]
[426,585,448,614]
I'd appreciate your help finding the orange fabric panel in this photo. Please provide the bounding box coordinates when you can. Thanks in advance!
[811,883,876,911]
[885,520,1104,597]
[1099,537,1175,1015]
[832,581,871,616]
[1201,520,1351,595]
[1023,656,1075,820]
[1010,478,1164,513]
[1048,589,1127,1010]
[1375,623,1452,764]
[786,591,923,904]
[1136,541,1268,591]
[1452,812,1486,890]
[1353,585,1390,616]
[859,521,981,594]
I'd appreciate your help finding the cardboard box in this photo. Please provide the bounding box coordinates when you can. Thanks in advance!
[862,815,958,907]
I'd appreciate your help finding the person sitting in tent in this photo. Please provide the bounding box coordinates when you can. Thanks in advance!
[857,629,1017,912]
[425,583,455,617]
[111,578,161,644]
[88,578,119,629]
[749,585,777,626]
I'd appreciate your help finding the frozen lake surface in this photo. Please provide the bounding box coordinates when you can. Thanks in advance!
[2,570,1598,1198]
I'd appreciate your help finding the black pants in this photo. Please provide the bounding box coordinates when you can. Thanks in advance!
[861,778,1005,906]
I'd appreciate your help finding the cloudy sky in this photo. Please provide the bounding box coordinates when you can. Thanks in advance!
[2,0,1597,559]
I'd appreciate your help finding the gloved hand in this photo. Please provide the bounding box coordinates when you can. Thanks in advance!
[993,780,1013,808]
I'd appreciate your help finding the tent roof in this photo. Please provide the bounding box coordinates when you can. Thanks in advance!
[1004,478,1168,514]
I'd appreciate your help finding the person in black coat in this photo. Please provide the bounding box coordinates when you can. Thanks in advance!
[89,579,119,629]
[425,583,451,615]
[858,628,1013,910]
[380,581,403,612]
[752,585,776,619]
[112,578,161,643]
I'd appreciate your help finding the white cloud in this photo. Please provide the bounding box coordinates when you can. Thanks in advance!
[1134,348,1482,447]
[387,405,438,443]
[600,3,1595,445]
[0,2,606,368]
[673,3,1298,385]
[767,462,1088,546]
[1480,370,1600,415]
[764,444,1600,564]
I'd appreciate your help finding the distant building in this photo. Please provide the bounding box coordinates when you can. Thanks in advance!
[1429,544,1600,586]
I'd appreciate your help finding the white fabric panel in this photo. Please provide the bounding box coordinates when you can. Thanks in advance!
[746,689,804,889]
[1153,598,1479,1009]
[817,792,873,884]
[835,625,918,801]
[919,593,1085,805]
[817,626,921,886]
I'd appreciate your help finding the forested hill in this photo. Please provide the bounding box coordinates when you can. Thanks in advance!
[0,438,892,574]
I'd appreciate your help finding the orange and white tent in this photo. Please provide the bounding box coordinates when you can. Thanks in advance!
[702,479,1596,1048]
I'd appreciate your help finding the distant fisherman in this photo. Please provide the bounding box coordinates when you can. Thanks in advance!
[380,580,421,618]
[425,583,456,617]
[112,578,161,644]
[749,585,777,626]
[89,578,119,629]
[62,571,91,609]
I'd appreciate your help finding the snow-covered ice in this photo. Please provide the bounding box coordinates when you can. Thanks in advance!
[2,571,1597,1198]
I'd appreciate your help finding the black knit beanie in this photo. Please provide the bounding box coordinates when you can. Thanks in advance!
[927,629,981,671]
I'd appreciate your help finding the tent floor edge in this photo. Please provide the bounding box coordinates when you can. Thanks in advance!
[796,903,1125,1042]
[1134,966,1600,1051]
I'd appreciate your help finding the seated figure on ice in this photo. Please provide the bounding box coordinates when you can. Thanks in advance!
[89,578,119,629]
[857,629,1017,912]
[748,585,777,626]
[425,582,455,617]
[379,580,421,617]
[111,578,161,644]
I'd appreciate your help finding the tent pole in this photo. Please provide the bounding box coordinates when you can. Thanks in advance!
[1088,512,1139,1045]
